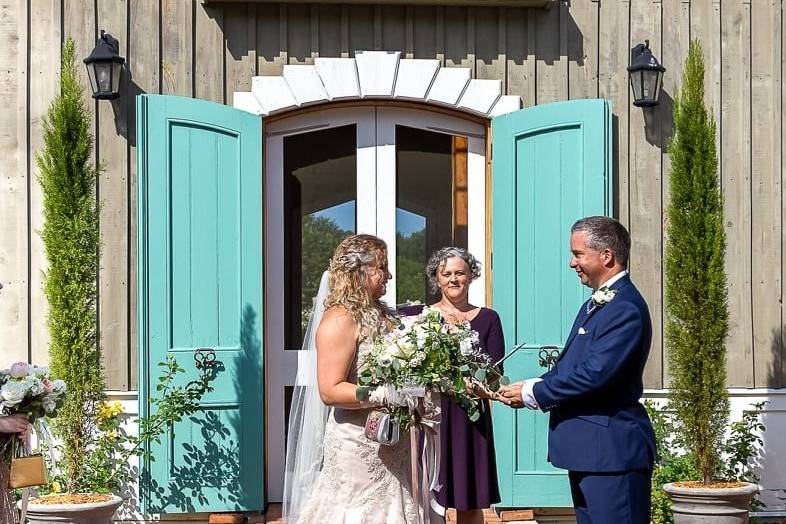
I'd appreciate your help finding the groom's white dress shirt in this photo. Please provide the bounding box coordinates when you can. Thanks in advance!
[519,269,629,410]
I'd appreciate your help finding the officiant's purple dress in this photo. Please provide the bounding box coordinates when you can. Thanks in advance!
[400,305,504,511]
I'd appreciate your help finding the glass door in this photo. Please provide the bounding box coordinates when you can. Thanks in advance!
[264,107,375,501]
[266,105,487,501]
[376,107,487,307]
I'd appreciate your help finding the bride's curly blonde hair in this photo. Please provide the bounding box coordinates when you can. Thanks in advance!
[325,234,394,340]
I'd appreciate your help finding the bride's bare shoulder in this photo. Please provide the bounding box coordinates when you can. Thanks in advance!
[320,306,358,331]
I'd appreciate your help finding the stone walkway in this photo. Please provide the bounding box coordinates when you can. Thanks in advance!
[257,504,575,524]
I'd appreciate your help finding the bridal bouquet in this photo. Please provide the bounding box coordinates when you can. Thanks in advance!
[0,362,66,468]
[356,306,507,430]
[1,362,66,423]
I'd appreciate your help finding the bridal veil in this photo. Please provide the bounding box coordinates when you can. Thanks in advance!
[282,271,331,524]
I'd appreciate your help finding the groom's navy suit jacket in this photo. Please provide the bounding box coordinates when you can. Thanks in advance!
[532,274,657,472]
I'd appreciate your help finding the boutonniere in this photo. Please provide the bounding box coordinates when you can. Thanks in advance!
[590,287,617,308]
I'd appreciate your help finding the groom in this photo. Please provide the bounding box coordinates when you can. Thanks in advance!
[499,216,656,524]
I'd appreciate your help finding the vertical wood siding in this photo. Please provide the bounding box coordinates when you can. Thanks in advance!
[0,0,783,390]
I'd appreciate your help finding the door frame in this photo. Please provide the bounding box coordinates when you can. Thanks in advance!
[263,104,487,501]
[264,106,376,502]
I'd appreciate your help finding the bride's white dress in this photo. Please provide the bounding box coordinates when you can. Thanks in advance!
[294,340,421,524]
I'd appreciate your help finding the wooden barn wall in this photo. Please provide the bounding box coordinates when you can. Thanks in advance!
[0,0,783,390]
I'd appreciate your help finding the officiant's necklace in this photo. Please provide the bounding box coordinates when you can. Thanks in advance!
[437,300,478,323]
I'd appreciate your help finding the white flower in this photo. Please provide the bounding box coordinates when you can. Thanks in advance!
[25,377,44,396]
[409,353,425,368]
[396,340,416,358]
[43,397,56,413]
[31,365,49,377]
[51,379,67,394]
[459,338,475,356]
[369,384,396,406]
[379,356,393,368]
[1,380,27,407]
[591,287,617,307]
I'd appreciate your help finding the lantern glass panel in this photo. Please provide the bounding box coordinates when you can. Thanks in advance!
[630,70,644,102]
[86,63,99,95]
[641,69,660,102]
[111,62,122,94]
[96,62,113,94]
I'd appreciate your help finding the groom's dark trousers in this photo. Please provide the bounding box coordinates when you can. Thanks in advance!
[532,274,657,524]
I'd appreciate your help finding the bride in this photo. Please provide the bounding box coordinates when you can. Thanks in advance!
[283,234,421,524]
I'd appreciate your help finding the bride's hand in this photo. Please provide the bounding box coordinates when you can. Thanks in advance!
[464,378,495,400]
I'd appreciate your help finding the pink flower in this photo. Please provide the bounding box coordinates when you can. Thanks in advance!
[42,378,54,394]
[9,362,30,378]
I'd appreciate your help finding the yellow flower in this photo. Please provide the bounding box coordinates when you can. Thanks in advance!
[96,401,124,424]
[51,481,61,493]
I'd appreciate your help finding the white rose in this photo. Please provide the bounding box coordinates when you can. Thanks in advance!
[460,338,475,356]
[43,397,56,413]
[591,288,617,306]
[1,380,27,407]
[51,379,67,394]
[25,377,45,396]
[369,384,394,406]
[396,340,416,358]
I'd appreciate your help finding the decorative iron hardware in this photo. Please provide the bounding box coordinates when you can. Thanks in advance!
[194,348,217,370]
[538,345,561,370]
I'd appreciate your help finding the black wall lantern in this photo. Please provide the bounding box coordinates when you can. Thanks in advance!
[84,30,124,100]
[628,40,665,107]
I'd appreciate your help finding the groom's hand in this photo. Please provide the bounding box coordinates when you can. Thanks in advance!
[498,382,523,408]
[499,379,541,409]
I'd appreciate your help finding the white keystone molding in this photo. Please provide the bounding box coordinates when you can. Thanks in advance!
[314,58,360,100]
[234,51,523,119]
[394,59,441,100]
[282,65,329,106]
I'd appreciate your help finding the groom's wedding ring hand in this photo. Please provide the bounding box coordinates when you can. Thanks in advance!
[498,382,526,408]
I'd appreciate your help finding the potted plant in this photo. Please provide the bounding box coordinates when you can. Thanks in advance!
[23,38,212,524]
[662,39,759,523]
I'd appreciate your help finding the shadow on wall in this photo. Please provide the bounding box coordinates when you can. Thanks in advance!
[104,63,145,147]
[140,306,262,513]
[211,1,588,70]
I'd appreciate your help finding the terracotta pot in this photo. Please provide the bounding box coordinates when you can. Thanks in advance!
[20,494,123,524]
[663,482,759,524]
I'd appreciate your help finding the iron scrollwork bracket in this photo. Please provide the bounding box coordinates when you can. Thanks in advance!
[538,345,561,370]
[194,348,217,370]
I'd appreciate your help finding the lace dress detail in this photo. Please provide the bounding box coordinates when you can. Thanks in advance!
[294,341,421,524]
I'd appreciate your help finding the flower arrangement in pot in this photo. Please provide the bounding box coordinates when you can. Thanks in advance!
[23,38,212,524]
[662,39,759,524]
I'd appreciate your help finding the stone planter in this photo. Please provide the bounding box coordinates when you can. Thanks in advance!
[20,494,123,524]
[663,482,759,524]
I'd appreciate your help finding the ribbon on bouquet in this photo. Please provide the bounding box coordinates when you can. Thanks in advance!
[401,388,442,524]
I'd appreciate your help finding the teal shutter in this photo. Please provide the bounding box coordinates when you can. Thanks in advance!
[491,99,613,508]
[137,95,264,513]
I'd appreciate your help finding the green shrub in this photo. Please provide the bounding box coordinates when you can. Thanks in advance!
[664,39,729,485]
[646,400,766,524]
[38,37,104,493]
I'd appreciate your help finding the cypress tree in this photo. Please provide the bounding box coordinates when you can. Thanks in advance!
[665,40,729,485]
[38,38,105,492]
